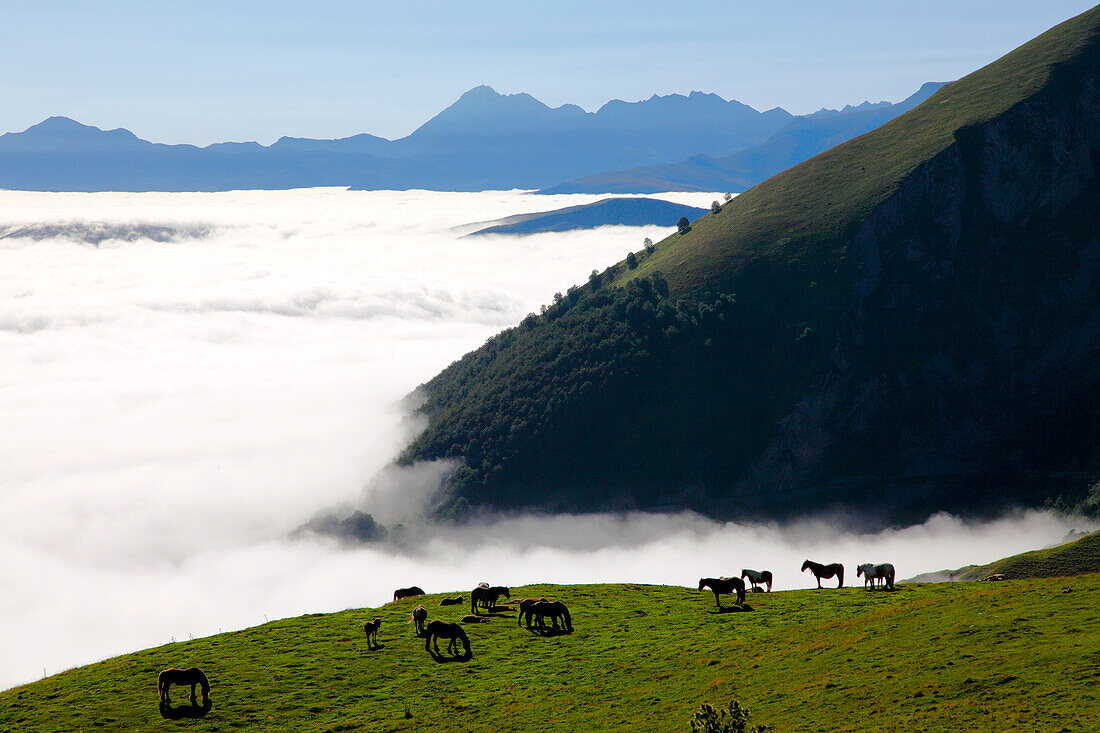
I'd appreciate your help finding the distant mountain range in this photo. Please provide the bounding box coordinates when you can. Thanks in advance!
[0,85,934,193]
[540,82,948,193]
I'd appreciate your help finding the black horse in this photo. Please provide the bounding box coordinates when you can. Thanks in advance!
[801,560,844,589]
[424,620,472,658]
[529,600,572,633]
[470,585,510,614]
[393,586,425,601]
[517,597,550,627]
[698,577,746,608]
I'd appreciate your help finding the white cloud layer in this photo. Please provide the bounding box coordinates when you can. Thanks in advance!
[0,188,1092,691]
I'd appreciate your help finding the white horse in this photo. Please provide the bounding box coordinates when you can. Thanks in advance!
[856,563,895,590]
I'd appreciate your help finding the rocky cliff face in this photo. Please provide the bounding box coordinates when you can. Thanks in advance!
[741,63,1100,519]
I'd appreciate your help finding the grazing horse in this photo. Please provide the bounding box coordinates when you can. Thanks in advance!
[393,586,425,601]
[517,597,550,627]
[698,577,746,608]
[801,560,844,589]
[741,568,773,592]
[470,585,510,614]
[158,667,210,705]
[424,620,472,658]
[363,617,382,649]
[529,600,572,632]
[410,605,427,637]
[857,563,895,591]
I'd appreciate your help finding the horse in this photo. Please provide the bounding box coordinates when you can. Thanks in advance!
[698,577,746,608]
[439,596,464,606]
[857,563,895,591]
[363,617,382,649]
[470,585,510,614]
[424,620,472,658]
[801,560,844,589]
[393,586,425,601]
[157,667,210,706]
[529,600,572,633]
[410,605,427,637]
[741,568,773,592]
[517,597,550,627]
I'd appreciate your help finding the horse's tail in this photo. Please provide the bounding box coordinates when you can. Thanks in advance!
[838,567,844,588]
[764,571,773,592]
[470,593,477,615]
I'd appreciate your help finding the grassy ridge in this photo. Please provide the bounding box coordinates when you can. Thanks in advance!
[622,5,1100,297]
[912,529,1100,582]
[4,576,1100,732]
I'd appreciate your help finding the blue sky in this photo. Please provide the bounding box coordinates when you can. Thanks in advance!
[1,1,1095,145]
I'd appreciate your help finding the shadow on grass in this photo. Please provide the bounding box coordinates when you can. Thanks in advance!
[159,700,212,720]
[709,604,754,614]
[427,649,473,664]
[526,625,574,637]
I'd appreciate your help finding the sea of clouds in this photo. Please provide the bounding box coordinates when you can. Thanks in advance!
[0,188,1091,691]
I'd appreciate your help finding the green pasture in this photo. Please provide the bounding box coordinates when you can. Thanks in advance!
[3,575,1098,732]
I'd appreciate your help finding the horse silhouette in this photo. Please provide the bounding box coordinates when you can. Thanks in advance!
[393,586,425,601]
[424,620,472,659]
[801,560,844,588]
[410,605,427,637]
[741,569,773,592]
[439,596,464,606]
[528,600,572,633]
[363,617,382,649]
[158,667,210,706]
[698,577,746,608]
[470,585,510,614]
[857,563,895,590]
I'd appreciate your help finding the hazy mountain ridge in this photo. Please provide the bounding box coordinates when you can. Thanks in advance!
[0,87,795,192]
[540,82,949,194]
[400,7,1100,523]
[465,198,708,236]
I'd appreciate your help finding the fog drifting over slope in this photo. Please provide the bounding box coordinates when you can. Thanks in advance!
[0,189,1089,691]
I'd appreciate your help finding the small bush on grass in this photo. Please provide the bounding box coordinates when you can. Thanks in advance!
[690,699,770,733]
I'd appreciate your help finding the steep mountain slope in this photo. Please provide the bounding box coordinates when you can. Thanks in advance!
[0,88,791,192]
[540,82,948,194]
[401,7,1100,522]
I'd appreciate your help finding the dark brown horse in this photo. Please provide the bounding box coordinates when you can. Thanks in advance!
[698,577,746,607]
[158,667,210,705]
[801,560,844,588]
[470,585,510,614]
[529,600,572,633]
[424,620,472,658]
[363,617,382,649]
[393,586,425,601]
[439,596,464,606]
[410,605,427,637]
[517,597,550,627]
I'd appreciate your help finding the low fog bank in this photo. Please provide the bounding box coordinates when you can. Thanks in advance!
[2,188,1093,692]
[2,507,1090,691]
[0,188,717,690]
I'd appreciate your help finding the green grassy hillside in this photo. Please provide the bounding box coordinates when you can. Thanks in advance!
[912,529,1100,582]
[4,576,1099,732]
[400,6,1100,521]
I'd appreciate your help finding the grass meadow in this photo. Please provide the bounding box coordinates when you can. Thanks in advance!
[2,573,1098,732]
